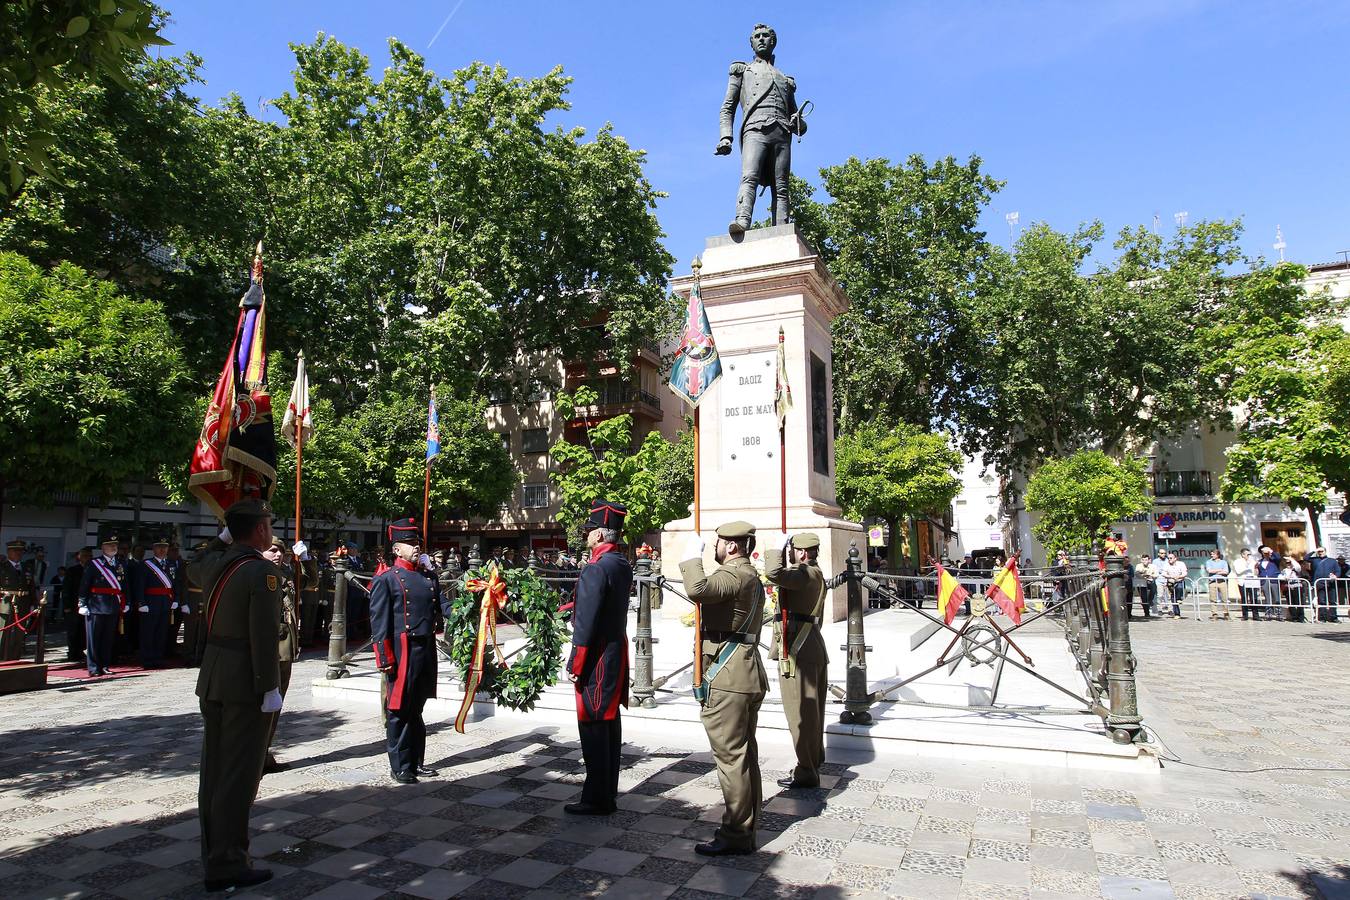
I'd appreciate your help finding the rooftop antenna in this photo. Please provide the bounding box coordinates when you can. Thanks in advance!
[1005,211,1019,249]
[1273,226,1286,263]
[1174,210,1189,229]
[1338,250,1350,265]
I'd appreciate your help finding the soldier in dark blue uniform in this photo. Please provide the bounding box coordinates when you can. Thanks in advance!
[370,517,449,784]
[565,500,633,816]
[138,538,178,668]
[79,536,128,676]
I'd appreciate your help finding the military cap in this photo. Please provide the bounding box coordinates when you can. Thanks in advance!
[584,499,627,532]
[224,497,272,519]
[715,520,756,540]
[5,539,25,551]
[192,540,210,551]
[791,532,820,550]
[100,534,121,547]
[153,537,170,547]
[387,517,419,544]
[269,536,287,550]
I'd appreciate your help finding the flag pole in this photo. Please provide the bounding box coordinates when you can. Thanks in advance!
[778,328,787,534]
[292,351,305,587]
[421,463,432,549]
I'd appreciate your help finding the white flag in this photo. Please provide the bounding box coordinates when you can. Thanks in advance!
[281,352,313,449]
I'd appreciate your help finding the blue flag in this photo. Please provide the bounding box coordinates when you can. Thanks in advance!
[669,272,722,408]
[426,391,441,462]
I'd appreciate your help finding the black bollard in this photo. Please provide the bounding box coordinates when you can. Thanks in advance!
[1105,555,1146,743]
[631,555,656,709]
[326,555,349,680]
[840,542,873,725]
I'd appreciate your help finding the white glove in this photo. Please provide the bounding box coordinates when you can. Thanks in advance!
[121,605,129,614]
[218,526,233,544]
[78,606,89,616]
[171,602,179,610]
[682,533,705,562]
[261,688,283,713]
[293,541,308,558]
[181,604,191,614]
[418,553,432,569]
[138,605,150,613]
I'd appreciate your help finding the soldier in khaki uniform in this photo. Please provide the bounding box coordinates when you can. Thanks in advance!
[261,537,314,773]
[764,532,828,788]
[679,521,767,856]
[192,499,282,894]
[1,539,36,660]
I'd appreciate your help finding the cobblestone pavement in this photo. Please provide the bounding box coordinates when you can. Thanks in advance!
[0,620,1347,899]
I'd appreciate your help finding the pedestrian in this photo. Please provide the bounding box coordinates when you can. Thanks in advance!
[679,521,766,856]
[764,531,827,789]
[1310,546,1340,623]
[193,498,282,894]
[1255,545,1282,620]
[62,547,90,662]
[78,536,128,675]
[1234,548,1259,620]
[1163,552,1187,618]
[22,546,49,593]
[1203,550,1230,620]
[564,500,632,816]
[1280,557,1307,622]
[1133,554,1155,619]
[370,517,449,784]
[1,539,36,660]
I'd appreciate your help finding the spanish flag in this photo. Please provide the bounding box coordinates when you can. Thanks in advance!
[987,556,1026,625]
[935,562,970,626]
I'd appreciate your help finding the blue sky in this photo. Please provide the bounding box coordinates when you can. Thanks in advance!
[162,1,1348,275]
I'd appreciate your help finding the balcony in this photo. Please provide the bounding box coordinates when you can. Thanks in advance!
[1152,470,1212,498]
[568,384,663,423]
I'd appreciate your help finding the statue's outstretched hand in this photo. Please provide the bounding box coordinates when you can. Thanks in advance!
[715,138,732,156]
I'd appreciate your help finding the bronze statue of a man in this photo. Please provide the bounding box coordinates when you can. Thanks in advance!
[716,24,807,236]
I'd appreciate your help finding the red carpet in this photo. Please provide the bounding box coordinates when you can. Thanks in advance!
[43,658,187,682]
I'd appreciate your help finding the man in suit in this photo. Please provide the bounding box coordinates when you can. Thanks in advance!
[679,521,767,856]
[370,517,449,784]
[764,531,828,789]
[193,498,282,894]
[715,23,807,235]
[565,500,633,816]
[1,539,35,660]
[79,536,128,676]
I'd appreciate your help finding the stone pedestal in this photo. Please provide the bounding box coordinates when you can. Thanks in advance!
[661,225,863,622]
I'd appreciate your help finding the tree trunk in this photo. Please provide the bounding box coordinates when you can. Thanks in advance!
[1307,507,1324,549]
[885,515,902,574]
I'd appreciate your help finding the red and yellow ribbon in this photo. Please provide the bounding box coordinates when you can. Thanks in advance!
[454,568,508,733]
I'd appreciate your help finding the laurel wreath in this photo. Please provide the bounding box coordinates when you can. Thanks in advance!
[446,566,569,711]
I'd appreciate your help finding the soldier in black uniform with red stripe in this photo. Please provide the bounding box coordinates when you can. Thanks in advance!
[564,500,633,816]
[370,517,449,784]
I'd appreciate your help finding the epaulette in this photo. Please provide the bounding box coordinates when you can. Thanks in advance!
[729,61,746,76]
[785,75,796,89]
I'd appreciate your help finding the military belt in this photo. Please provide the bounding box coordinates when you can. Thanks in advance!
[786,612,819,625]
[703,630,756,645]
[207,634,250,652]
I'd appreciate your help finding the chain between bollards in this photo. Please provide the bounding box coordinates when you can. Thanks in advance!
[326,555,349,680]
[1105,554,1146,744]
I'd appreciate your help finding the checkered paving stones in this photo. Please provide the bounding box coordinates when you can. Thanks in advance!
[1,622,1349,898]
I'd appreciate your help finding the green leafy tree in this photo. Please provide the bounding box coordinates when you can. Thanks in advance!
[1024,451,1149,554]
[548,388,692,543]
[0,0,169,194]
[835,422,963,567]
[0,251,193,504]
[1199,263,1350,545]
[790,156,1003,432]
[959,219,1244,477]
